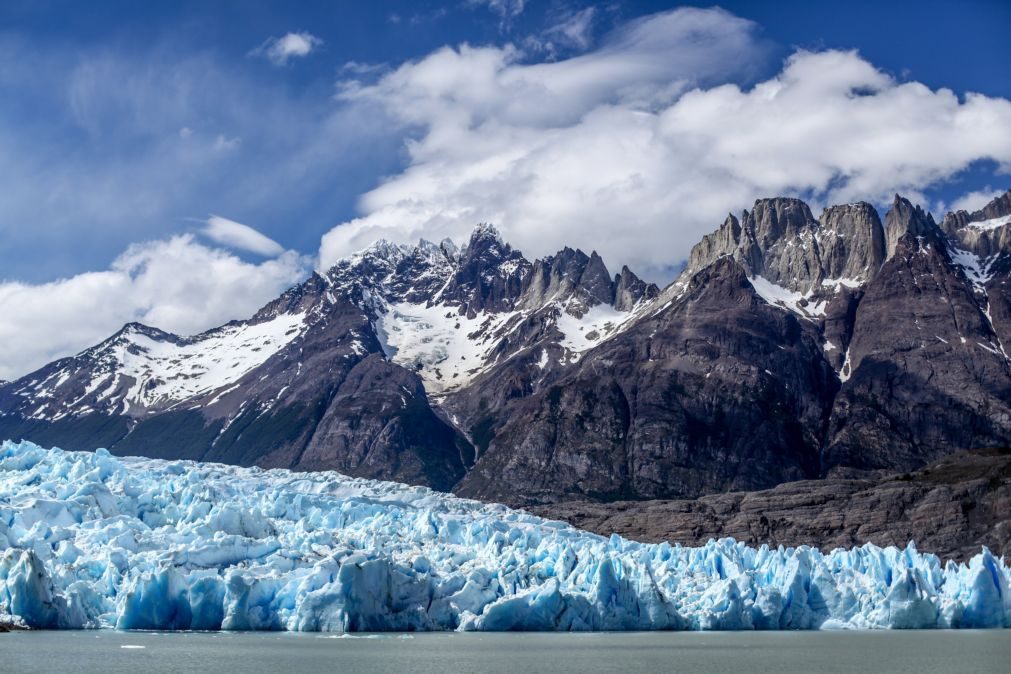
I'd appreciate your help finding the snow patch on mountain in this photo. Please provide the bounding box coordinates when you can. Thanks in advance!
[8,311,309,420]
[376,302,520,394]
[556,304,636,356]
[102,313,307,408]
[965,214,1011,232]
[948,246,995,293]
[820,277,864,290]
[749,276,826,320]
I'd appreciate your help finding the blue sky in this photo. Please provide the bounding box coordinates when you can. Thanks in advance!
[1,0,1010,378]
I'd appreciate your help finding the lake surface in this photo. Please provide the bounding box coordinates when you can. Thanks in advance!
[2,630,1009,673]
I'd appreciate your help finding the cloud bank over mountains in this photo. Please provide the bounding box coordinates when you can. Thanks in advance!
[319,8,1011,275]
[2,6,1011,379]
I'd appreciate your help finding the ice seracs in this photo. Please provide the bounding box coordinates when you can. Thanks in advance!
[1,440,1008,632]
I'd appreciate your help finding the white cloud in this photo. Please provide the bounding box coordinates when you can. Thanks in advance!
[203,215,285,256]
[541,7,597,52]
[212,134,241,151]
[252,31,323,66]
[470,0,526,22]
[0,236,309,380]
[340,60,386,77]
[940,186,1008,216]
[320,9,1011,280]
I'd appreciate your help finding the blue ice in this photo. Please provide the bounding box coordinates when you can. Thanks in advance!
[0,440,1007,631]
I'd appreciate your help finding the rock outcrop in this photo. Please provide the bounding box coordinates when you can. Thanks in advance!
[532,448,1011,563]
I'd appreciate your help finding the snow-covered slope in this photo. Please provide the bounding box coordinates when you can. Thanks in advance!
[1,440,1008,632]
[324,227,654,394]
[376,301,521,394]
[91,313,306,409]
[4,312,309,420]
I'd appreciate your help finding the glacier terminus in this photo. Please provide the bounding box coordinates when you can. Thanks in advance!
[0,440,1008,632]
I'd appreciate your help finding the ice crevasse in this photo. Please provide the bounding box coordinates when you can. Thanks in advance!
[0,440,1008,632]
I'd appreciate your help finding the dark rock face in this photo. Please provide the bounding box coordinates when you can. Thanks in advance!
[531,448,1011,563]
[823,226,1011,472]
[4,189,1011,558]
[289,354,473,488]
[454,256,836,505]
[439,224,532,317]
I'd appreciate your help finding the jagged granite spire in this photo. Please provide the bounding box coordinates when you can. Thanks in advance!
[818,202,885,280]
[884,194,941,259]
[681,197,886,293]
[439,224,531,317]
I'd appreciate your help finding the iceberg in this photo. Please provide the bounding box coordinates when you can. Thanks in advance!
[0,440,1008,631]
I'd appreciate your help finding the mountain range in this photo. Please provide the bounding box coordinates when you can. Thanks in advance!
[3,190,1010,558]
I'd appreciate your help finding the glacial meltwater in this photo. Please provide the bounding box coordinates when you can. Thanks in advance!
[2,630,1010,673]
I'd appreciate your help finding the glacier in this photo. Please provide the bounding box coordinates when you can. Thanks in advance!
[0,440,1008,632]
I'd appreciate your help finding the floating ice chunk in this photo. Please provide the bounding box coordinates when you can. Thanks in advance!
[0,440,1008,632]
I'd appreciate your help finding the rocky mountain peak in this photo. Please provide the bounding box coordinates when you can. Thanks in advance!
[884,194,941,258]
[681,197,886,297]
[439,224,531,317]
[940,189,1011,261]
[976,190,1011,221]
[438,237,460,261]
[521,247,606,315]
[253,272,329,321]
[104,322,178,346]
[364,238,408,263]
[684,214,744,279]
[518,246,656,317]
[747,197,818,247]
[460,223,506,256]
[326,238,406,294]
[582,251,614,306]
[613,265,658,311]
[817,202,885,282]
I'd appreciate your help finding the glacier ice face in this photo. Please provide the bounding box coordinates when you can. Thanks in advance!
[0,440,1008,632]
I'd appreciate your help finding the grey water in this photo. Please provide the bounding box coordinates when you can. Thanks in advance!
[1,629,1009,673]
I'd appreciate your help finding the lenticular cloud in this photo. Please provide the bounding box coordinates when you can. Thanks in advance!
[0,440,1008,631]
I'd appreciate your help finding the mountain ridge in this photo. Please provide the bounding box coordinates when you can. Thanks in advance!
[3,191,1011,532]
